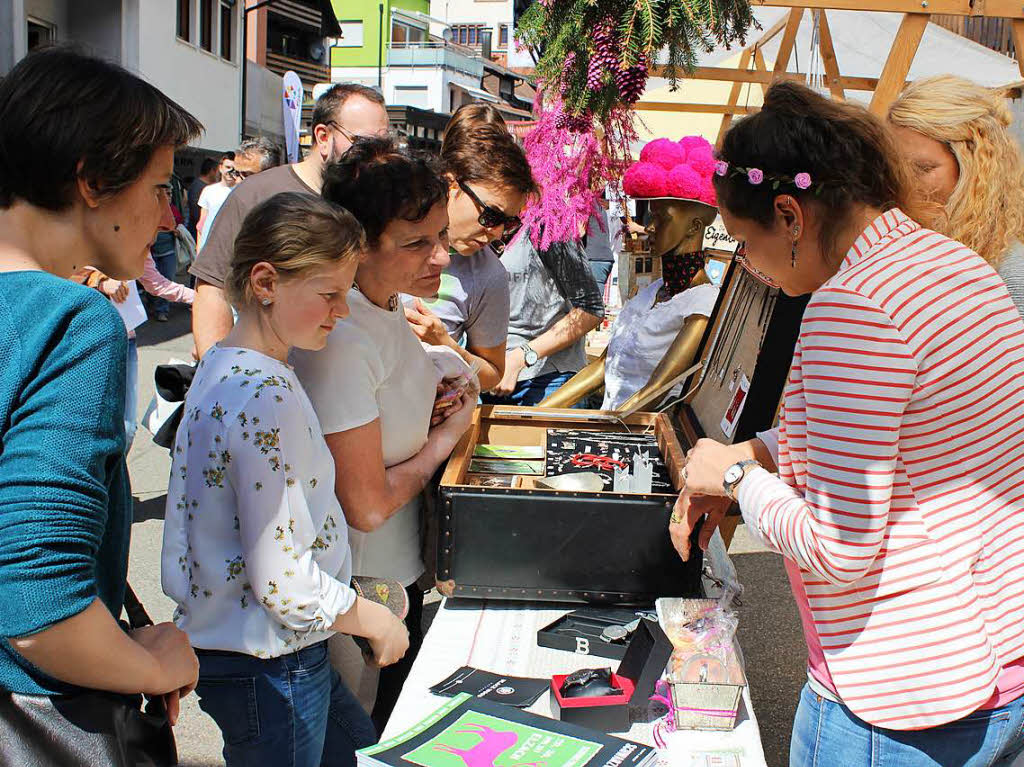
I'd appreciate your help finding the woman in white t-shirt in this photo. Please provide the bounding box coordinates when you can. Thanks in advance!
[162,193,409,767]
[291,138,478,732]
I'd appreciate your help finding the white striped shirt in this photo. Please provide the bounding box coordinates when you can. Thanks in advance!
[737,209,1024,729]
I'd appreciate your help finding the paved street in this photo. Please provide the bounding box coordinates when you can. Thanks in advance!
[127,302,806,767]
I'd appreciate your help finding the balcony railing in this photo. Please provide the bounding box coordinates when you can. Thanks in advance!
[386,42,484,79]
[265,50,330,84]
[268,0,322,29]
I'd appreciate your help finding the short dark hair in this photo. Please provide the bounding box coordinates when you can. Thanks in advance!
[321,137,447,248]
[221,152,235,162]
[441,115,536,197]
[0,47,202,210]
[714,81,918,262]
[311,83,386,132]
[238,136,282,171]
[199,157,219,175]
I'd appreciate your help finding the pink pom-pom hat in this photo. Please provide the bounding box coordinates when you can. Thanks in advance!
[624,135,719,206]
[639,138,689,171]
[622,161,669,198]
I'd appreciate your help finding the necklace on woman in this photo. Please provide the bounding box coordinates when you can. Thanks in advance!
[353,281,399,312]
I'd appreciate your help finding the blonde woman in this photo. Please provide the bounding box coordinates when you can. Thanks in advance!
[161,192,409,767]
[888,74,1024,313]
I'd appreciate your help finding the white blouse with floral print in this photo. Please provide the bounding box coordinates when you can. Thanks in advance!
[161,346,355,658]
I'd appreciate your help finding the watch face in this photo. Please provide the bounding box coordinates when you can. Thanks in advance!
[601,625,629,643]
[724,464,743,484]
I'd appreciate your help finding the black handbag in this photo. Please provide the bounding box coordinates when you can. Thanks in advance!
[152,363,196,449]
[0,585,178,767]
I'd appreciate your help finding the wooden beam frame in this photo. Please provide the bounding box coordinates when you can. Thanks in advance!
[717,49,753,143]
[636,102,759,114]
[869,12,928,114]
[754,0,1024,17]
[1013,19,1024,78]
[773,8,804,74]
[816,10,845,99]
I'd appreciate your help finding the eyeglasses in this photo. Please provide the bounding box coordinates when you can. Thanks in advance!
[225,168,254,180]
[326,121,392,144]
[458,180,522,239]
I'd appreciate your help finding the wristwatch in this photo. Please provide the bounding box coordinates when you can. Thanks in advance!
[723,459,761,501]
[520,343,539,366]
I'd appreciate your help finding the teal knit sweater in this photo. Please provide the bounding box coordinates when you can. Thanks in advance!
[0,271,131,695]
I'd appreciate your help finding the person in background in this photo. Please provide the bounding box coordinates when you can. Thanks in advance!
[887,74,1024,315]
[147,203,186,321]
[483,233,605,406]
[584,205,616,292]
[403,104,535,391]
[674,80,1024,767]
[76,254,195,453]
[186,157,219,241]
[163,193,405,767]
[0,48,201,761]
[233,135,283,179]
[195,152,237,251]
[292,138,477,732]
[190,84,391,358]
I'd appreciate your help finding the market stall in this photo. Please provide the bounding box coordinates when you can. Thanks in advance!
[382,534,767,766]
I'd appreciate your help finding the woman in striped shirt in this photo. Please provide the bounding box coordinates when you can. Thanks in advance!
[672,81,1024,766]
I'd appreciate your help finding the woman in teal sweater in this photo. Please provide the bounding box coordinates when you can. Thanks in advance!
[0,49,203,763]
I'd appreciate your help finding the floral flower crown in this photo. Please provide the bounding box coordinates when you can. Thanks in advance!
[714,161,818,194]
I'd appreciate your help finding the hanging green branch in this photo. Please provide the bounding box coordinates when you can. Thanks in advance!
[517,0,754,123]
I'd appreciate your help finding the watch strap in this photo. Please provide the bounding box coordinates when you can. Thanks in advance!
[723,459,761,501]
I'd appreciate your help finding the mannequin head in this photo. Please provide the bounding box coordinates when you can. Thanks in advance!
[648,198,718,258]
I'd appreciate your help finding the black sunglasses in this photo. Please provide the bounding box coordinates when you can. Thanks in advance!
[458,180,521,238]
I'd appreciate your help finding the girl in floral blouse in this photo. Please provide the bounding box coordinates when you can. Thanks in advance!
[161,192,409,767]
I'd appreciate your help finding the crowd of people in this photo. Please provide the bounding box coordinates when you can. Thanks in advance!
[3,42,1024,767]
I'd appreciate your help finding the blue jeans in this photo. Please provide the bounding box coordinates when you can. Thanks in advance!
[195,640,376,767]
[791,683,1024,767]
[124,337,138,453]
[589,260,613,292]
[482,371,580,407]
[149,248,177,315]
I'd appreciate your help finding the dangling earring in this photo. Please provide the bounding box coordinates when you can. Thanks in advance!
[261,298,272,307]
[791,225,801,269]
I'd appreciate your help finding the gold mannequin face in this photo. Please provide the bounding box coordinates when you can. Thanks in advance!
[647,199,719,259]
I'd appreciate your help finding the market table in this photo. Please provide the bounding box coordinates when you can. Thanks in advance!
[383,534,767,766]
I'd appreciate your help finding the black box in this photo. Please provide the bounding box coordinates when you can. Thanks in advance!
[436,406,704,605]
[549,619,674,732]
[537,607,658,660]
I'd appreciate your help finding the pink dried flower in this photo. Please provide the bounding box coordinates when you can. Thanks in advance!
[794,172,812,189]
[715,160,729,177]
[747,168,764,185]
[698,179,717,206]
[679,135,713,155]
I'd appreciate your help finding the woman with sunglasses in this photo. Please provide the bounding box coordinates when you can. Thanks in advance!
[673,80,1024,766]
[403,105,536,391]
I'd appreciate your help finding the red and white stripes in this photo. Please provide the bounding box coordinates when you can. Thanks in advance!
[737,209,1024,730]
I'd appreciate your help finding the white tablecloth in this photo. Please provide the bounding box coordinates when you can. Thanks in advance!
[383,539,767,766]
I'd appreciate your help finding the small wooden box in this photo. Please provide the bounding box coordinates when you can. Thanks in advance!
[436,405,704,604]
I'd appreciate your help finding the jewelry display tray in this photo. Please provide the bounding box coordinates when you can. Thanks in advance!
[537,608,660,660]
[436,406,704,605]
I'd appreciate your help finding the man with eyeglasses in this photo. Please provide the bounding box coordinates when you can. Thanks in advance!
[189,83,389,357]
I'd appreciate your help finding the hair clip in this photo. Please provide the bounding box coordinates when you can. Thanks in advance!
[714,161,815,192]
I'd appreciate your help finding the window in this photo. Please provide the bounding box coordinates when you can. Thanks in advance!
[337,21,363,47]
[200,0,213,52]
[452,24,486,47]
[498,23,508,48]
[176,0,190,41]
[27,17,55,50]
[395,85,429,109]
[392,21,426,45]
[219,2,234,61]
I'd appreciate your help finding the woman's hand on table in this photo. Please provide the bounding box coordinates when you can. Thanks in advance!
[670,438,746,562]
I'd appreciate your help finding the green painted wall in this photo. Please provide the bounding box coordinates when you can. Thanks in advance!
[330,0,429,68]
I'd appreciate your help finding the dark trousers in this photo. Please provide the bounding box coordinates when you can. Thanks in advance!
[370,585,425,733]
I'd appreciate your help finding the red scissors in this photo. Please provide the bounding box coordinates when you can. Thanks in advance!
[570,453,628,471]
